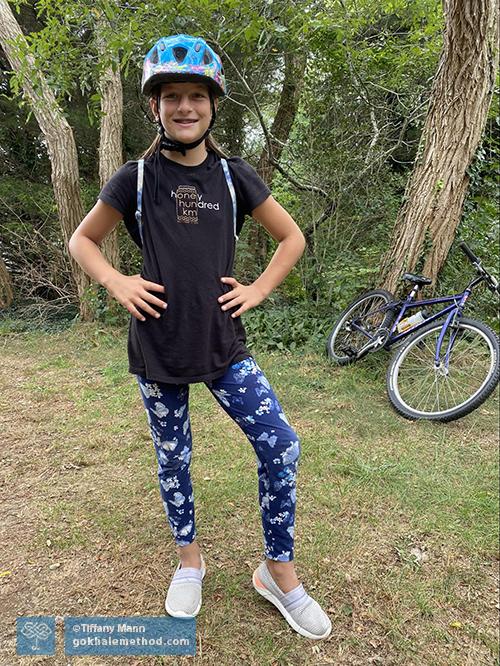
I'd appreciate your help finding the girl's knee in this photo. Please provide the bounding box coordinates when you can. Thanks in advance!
[156,440,192,475]
[159,456,186,475]
[257,429,301,466]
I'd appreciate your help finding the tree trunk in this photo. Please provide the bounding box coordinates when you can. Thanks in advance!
[0,0,94,320]
[379,0,499,293]
[246,50,307,276]
[96,17,123,314]
[0,255,13,309]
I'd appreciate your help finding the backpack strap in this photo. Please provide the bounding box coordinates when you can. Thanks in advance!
[135,158,145,246]
[220,158,238,241]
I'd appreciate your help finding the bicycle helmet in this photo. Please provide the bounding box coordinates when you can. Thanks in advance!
[141,34,225,165]
[141,34,226,97]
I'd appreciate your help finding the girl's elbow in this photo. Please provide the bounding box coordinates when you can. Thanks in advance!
[283,231,306,258]
[68,234,77,254]
[297,231,306,253]
[68,232,82,256]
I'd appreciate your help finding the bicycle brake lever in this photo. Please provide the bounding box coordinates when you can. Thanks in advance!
[490,279,500,297]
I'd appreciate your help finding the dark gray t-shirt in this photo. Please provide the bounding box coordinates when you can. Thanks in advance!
[98,150,270,385]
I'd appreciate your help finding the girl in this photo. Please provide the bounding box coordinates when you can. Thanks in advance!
[68,34,331,640]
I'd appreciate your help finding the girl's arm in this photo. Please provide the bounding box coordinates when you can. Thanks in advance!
[69,201,167,321]
[218,196,306,318]
[68,200,124,287]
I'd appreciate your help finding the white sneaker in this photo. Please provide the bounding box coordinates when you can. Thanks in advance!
[252,560,331,640]
[165,554,206,618]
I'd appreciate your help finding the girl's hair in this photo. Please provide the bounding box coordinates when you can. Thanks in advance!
[139,84,229,160]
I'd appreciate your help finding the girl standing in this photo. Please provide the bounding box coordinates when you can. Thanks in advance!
[69,34,331,640]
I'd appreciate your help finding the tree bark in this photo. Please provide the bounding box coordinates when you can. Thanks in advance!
[0,255,13,308]
[379,0,499,293]
[96,15,123,309]
[246,50,307,274]
[0,0,93,319]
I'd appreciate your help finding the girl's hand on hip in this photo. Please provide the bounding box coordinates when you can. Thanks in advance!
[105,273,168,322]
[218,277,265,318]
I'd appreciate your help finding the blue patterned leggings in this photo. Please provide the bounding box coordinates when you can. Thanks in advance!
[135,356,300,562]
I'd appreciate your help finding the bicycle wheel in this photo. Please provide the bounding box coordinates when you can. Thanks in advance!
[387,317,499,422]
[326,289,395,365]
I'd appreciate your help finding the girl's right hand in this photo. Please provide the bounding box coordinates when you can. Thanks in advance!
[105,273,168,321]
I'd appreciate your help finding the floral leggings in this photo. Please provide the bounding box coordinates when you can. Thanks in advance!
[135,356,300,562]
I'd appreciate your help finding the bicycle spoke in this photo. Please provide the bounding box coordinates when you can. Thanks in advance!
[442,375,460,407]
[391,322,496,417]
[402,376,430,407]
[442,379,451,411]
[413,373,439,412]
[447,370,479,401]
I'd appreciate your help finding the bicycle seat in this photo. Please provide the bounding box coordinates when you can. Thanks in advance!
[402,272,432,286]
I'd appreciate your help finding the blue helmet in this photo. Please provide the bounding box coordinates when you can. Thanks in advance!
[141,34,226,97]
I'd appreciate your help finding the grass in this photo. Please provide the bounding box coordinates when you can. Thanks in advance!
[0,320,498,665]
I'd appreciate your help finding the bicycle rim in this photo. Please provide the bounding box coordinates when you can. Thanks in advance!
[390,322,497,418]
[330,293,392,359]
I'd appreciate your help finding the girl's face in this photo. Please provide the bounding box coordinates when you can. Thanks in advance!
[151,82,217,143]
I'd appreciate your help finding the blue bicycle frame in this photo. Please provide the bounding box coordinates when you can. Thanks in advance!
[350,273,486,369]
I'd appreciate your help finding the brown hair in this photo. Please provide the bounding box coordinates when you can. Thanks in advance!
[139,84,229,160]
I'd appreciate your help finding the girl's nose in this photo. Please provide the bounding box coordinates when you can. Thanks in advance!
[177,95,193,112]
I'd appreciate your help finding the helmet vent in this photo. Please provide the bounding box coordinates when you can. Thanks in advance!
[202,50,213,65]
[150,48,159,64]
[173,47,187,63]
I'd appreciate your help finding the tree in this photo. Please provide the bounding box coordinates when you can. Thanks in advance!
[252,50,308,267]
[0,0,92,317]
[379,0,499,293]
[96,10,124,277]
[0,256,14,308]
[1,0,127,321]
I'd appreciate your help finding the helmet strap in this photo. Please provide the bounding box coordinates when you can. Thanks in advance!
[156,91,216,155]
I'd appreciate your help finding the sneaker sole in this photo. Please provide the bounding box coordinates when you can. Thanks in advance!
[164,599,202,618]
[252,570,331,640]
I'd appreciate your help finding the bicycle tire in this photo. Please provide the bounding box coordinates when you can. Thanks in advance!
[386,317,499,422]
[326,289,395,365]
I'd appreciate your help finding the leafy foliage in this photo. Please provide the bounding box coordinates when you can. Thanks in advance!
[0,0,497,343]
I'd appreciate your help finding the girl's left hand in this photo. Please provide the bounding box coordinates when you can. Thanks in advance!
[218,277,266,318]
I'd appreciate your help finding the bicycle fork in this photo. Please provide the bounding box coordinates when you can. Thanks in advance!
[433,295,469,373]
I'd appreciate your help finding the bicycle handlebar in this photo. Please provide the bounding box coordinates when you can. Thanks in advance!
[460,240,500,296]
[459,241,480,265]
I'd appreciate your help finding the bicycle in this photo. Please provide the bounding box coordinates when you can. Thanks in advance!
[325,241,500,422]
